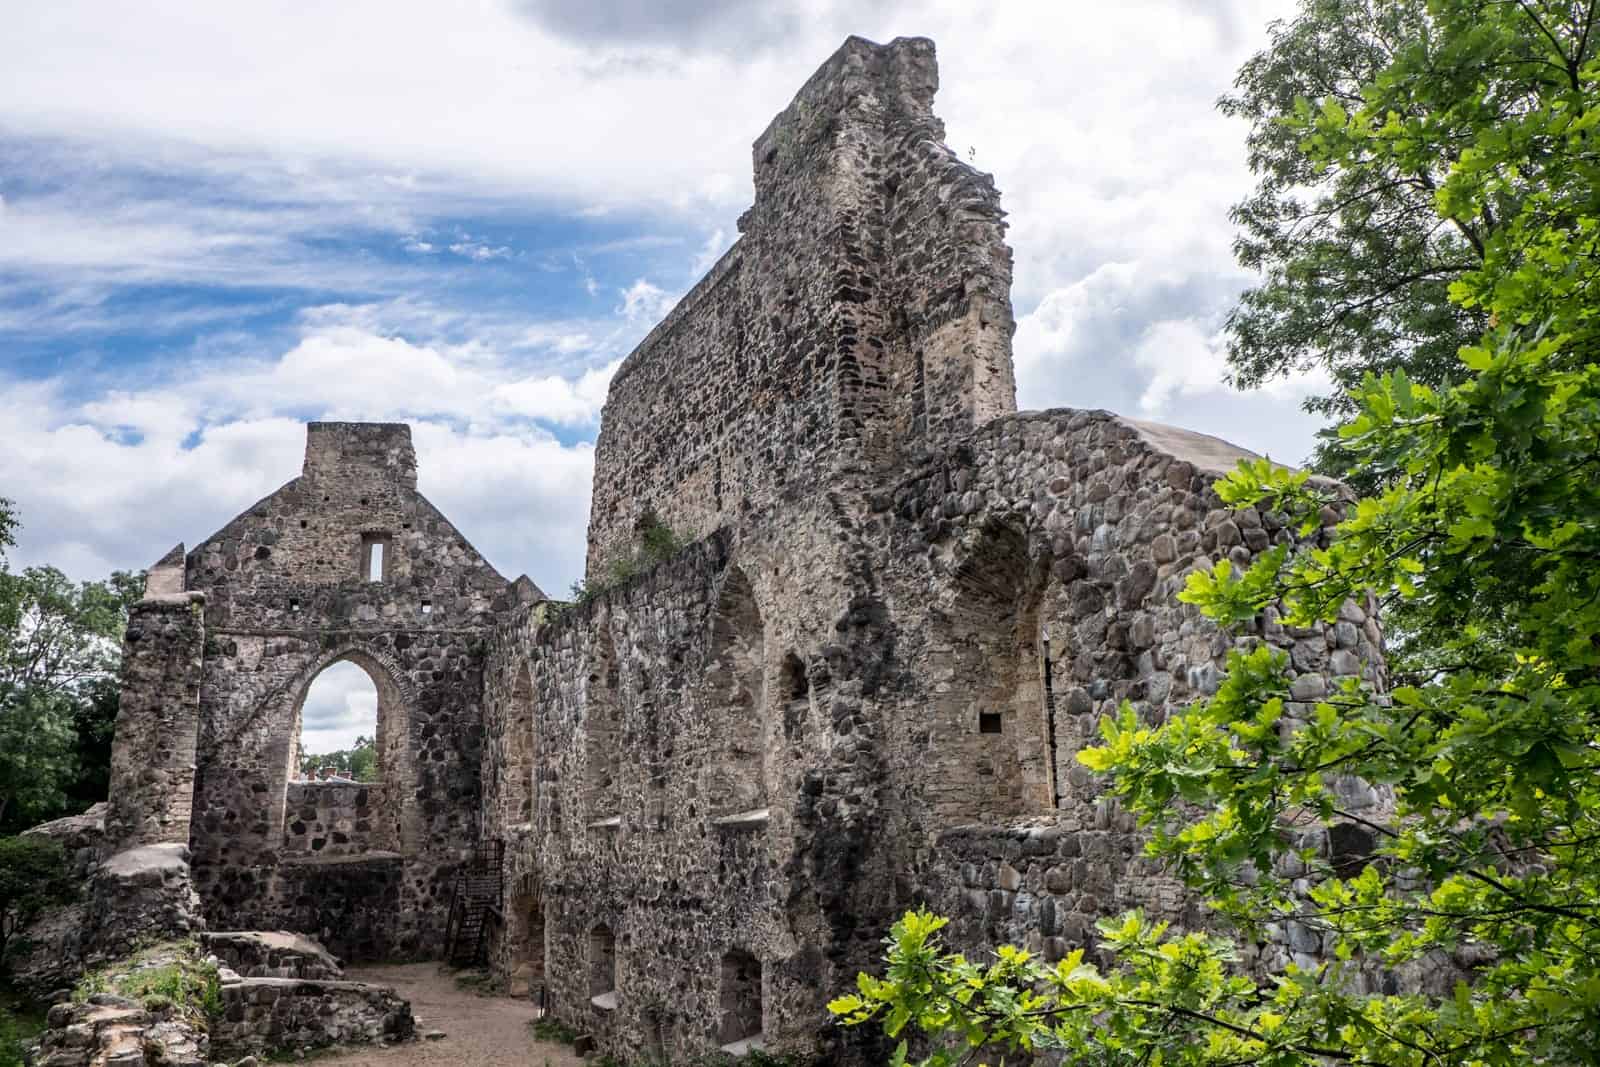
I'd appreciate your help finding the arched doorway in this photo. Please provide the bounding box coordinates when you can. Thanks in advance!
[505,875,546,999]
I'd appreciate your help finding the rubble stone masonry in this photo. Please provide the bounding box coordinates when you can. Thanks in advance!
[94,34,1387,1066]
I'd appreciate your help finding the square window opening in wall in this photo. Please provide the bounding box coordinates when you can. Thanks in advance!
[978,711,1004,735]
[419,599,432,616]
[360,533,392,583]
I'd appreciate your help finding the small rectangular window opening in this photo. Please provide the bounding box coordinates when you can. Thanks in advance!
[360,534,391,583]
[420,599,432,616]
[289,598,301,614]
[978,711,1004,735]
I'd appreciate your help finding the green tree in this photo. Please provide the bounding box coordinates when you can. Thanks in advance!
[298,735,377,783]
[832,2,1600,1062]
[1221,0,1599,476]
[0,836,71,970]
[0,508,140,831]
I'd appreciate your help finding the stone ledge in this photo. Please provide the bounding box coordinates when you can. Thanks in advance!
[721,1033,767,1055]
[712,807,770,829]
[277,849,403,867]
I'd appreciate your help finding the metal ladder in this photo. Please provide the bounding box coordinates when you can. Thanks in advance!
[443,839,503,966]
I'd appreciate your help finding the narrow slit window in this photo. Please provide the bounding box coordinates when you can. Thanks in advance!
[360,533,391,583]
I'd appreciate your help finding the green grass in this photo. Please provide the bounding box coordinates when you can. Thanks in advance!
[0,985,46,1067]
[452,970,501,996]
[70,941,222,1027]
[529,1016,579,1044]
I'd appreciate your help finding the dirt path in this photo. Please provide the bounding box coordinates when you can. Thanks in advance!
[314,963,585,1067]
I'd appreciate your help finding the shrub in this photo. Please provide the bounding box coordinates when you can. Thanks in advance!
[0,836,72,969]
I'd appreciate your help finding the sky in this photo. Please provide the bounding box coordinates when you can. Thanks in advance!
[0,0,1324,750]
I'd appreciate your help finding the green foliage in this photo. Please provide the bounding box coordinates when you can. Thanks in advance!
[71,943,221,1027]
[0,503,141,831]
[593,1049,807,1067]
[0,836,72,969]
[530,1016,580,1044]
[1221,0,1600,480]
[565,512,688,607]
[298,734,377,783]
[0,983,44,1067]
[836,5,1600,1062]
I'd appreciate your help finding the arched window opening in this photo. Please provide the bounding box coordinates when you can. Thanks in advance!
[929,521,1056,827]
[503,662,535,831]
[701,568,766,818]
[589,924,617,1008]
[718,949,764,1050]
[297,661,378,783]
[283,654,401,855]
[585,630,623,826]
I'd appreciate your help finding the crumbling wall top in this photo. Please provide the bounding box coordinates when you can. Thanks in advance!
[751,35,941,198]
[302,422,417,489]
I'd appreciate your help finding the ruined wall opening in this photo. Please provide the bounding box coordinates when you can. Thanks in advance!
[780,652,809,702]
[360,533,391,582]
[503,661,535,830]
[282,651,405,853]
[717,949,763,1048]
[297,661,378,781]
[643,1012,668,1064]
[701,567,766,818]
[506,878,546,998]
[588,924,617,1004]
[585,627,623,825]
[929,520,1057,827]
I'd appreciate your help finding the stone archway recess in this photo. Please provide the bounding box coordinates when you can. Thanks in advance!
[281,645,416,854]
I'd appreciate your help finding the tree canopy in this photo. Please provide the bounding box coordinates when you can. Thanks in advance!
[1222,0,1600,474]
[298,735,378,783]
[833,1,1600,1063]
[0,502,140,832]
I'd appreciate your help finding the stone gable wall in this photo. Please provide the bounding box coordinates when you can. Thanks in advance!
[114,423,508,961]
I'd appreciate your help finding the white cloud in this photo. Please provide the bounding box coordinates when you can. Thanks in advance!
[300,661,378,755]
[1,0,1352,593]
[492,360,619,425]
[0,304,611,593]
[448,240,512,261]
[689,228,731,278]
[1015,260,1329,465]
[618,279,676,322]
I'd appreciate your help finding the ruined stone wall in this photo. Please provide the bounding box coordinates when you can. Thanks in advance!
[586,35,1014,573]
[281,781,386,857]
[482,513,910,1063]
[872,409,1386,969]
[485,404,1387,1061]
[105,593,206,855]
[181,423,509,959]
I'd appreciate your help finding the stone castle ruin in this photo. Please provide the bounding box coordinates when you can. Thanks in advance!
[54,35,1385,1064]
